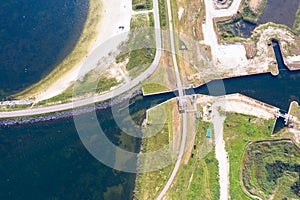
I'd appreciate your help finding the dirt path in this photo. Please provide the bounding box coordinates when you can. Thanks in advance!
[212,99,230,200]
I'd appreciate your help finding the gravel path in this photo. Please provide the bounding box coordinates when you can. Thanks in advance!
[212,100,230,200]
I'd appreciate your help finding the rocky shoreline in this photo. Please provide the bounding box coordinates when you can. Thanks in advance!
[0,88,142,127]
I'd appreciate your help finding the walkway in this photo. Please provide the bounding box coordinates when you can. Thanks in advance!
[156,0,187,198]
[0,0,162,119]
[212,100,230,200]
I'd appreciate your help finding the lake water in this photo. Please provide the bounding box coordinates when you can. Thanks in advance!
[0,108,140,199]
[0,40,299,199]
[258,0,300,28]
[0,0,88,97]
[1,0,300,198]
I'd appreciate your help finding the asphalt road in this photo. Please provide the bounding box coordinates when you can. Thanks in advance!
[156,0,187,198]
[0,0,162,119]
[157,0,243,199]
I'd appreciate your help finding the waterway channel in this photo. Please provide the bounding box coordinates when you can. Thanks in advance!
[0,41,299,199]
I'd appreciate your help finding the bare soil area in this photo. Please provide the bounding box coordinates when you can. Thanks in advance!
[173,100,182,154]
[249,0,264,12]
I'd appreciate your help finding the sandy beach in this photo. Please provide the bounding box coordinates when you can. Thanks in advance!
[35,0,133,101]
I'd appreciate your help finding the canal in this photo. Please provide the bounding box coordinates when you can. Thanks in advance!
[0,41,299,199]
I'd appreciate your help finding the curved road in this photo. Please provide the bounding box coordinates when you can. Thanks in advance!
[0,0,162,119]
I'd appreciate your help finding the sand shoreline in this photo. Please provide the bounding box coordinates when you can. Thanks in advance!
[16,0,133,102]
[35,0,133,101]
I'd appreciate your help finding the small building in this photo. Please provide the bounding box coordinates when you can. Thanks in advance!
[206,129,212,138]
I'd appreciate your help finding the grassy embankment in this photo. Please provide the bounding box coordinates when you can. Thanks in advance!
[142,0,209,94]
[116,12,156,79]
[293,6,300,35]
[171,0,213,87]
[290,101,300,119]
[14,0,102,100]
[166,118,220,200]
[132,0,153,10]
[134,99,178,199]
[141,0,179,95]
[242,140,300,199]
[141,59,175,95]
[223,113,277,199]
[45,13,155,104]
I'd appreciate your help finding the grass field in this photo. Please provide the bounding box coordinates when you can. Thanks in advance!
[158,0,169,28]
[141,52,176,95]
[242,140,300,199]
[223,113,277,199]
[170,0,209,87]
[132,0,153,11]
[166,119,220,200]
[116,13,156,79]
[37,73,118,105]
[134,99,179,199]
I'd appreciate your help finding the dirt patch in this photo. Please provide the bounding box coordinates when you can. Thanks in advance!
[249,0,264,12]
[173,100,181,153]
[176,0,205,41]
[183,111,196,165]
[243,42,257,59]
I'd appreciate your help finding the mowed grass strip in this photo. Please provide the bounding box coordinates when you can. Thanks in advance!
[134,99,177,199]
[167,119,220,200]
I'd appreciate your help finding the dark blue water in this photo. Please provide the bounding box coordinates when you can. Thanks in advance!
[0,0,89,97]
[0,91,175,199]
[0,109,138,199]
[219,0,300,38]
[0,29,299,200]
[258,0,300,28]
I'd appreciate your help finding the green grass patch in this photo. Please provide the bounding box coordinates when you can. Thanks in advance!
[290,102,300,120]
[167,119,220,199]
[242,0,267,24]
[132,0,153,11]
[223,113,277,199]
[293,6,300,34]
[37,74,118,105]
[158,0,168,28]
[142,83,170,95]
[134,100,176,199]
[116,13,156,79]
[242,140,300,199]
